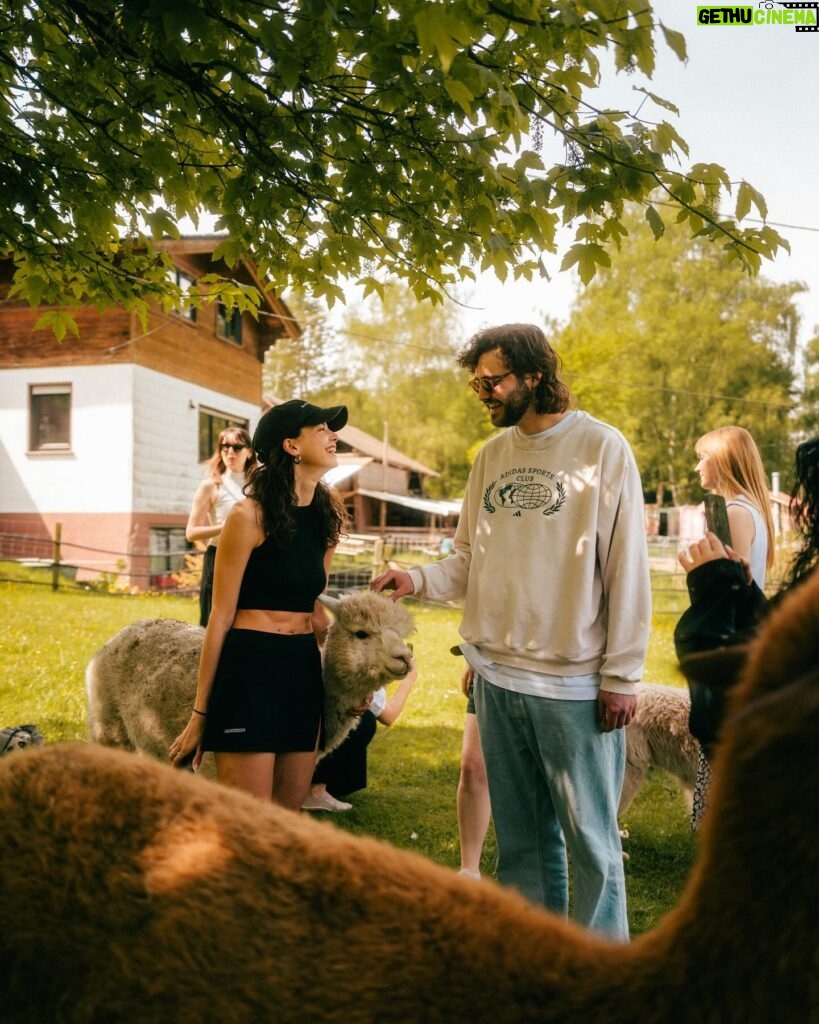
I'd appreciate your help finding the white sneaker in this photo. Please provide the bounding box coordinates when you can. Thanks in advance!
[302,792,353,812]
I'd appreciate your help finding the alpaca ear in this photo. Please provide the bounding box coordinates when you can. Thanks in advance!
[318,594,340,616]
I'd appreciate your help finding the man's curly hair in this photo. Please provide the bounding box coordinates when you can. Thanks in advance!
[457,323,571,415]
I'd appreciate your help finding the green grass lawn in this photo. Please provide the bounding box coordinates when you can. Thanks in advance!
[0,568,694,935]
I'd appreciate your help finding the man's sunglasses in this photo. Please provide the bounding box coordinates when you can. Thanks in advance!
[468,371,513,394]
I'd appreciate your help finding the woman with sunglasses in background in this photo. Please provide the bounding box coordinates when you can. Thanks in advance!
[186,426,255,626]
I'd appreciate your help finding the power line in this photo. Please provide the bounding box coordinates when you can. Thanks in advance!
[651,199,819,235]
[265,317,797,411]
[562,372,793,410]
[755,219,819,234]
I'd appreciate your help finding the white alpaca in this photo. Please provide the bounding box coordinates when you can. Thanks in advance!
[318,591,415,752]
[85,590,414,774]
[620,682,699,815]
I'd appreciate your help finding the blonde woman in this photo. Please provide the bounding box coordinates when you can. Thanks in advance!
[681,424,773,828]
[693,425,774,588]
[186,427,255,626]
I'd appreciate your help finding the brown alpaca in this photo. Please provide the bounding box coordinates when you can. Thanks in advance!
[1,575,818,1022]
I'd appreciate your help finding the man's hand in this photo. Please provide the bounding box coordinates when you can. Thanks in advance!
[598,690,637,732]
[370,569,415,601]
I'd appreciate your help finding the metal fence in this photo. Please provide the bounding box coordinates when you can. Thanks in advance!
[1,525,700,614]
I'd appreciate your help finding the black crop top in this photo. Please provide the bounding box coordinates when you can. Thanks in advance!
[236,503,327,612]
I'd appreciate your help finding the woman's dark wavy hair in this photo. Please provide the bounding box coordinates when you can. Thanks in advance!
[456,323,571,415]
[246,444,347,549]
[785,436,819,590]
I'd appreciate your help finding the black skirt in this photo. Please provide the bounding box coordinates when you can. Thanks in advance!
[201,629,323,753]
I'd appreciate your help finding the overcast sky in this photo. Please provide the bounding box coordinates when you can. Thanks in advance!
[459,0,819,343]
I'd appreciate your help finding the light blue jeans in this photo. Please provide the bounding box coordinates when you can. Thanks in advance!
[474,675,629,939]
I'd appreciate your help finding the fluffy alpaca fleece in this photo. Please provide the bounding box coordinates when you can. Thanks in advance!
[620,683,699,815]
[85,591,414,776]
[3,574,818,1022]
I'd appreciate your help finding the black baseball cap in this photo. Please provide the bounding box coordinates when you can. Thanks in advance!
[252,400,348,462]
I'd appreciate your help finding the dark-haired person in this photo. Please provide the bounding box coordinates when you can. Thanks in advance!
[373,324,650,939]
[186,426,255,626]
[170,400,348,810]
[303,667,418,812]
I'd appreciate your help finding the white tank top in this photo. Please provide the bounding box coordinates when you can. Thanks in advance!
[727,496,768,589]
[207,471,246,548]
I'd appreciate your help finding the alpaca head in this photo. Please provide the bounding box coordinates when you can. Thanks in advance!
[319,591,415,685]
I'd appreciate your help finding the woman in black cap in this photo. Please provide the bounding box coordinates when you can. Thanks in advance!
[169,399,348,809]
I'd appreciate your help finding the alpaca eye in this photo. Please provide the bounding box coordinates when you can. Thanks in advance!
[353,630,369,639]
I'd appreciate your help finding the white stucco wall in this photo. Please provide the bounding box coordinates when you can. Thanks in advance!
[0,363,261,515]
[132,366,260,514]
[0,364,135,513]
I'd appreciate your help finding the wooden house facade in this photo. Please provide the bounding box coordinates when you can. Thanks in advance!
[0,237,299,589]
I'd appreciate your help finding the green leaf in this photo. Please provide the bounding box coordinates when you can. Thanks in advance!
[690,163,732,191]
[443,78,474,114]
[632,86,680,117]
[736,180,768,222]
[414,9,470,73]
[34,309,79,342]
[653,121,689,159]
[660,23,688,64]
[513,150,545,174]
[645,204,665,240]
[560,243,611,284]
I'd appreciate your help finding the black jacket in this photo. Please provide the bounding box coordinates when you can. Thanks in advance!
[674,559,768,754]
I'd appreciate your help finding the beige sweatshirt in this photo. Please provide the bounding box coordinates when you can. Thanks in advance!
[408,412,651,695]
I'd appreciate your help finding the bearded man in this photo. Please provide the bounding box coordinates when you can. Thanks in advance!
[373,323,650,940]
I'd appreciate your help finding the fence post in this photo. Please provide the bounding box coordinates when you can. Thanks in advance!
[371,537,384,580]
[52,522,62,592]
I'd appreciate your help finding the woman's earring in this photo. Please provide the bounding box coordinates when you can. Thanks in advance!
[293,454,301,465]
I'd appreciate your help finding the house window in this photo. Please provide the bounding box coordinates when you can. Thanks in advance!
[29,383,71,451]
[168,267,197,322]
[198,408,250,462]
[148,526,191,589]
[216,301,242,345]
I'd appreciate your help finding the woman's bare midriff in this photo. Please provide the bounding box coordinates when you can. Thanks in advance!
[232,609,314,635]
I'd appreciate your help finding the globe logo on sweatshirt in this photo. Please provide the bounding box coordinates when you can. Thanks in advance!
[483,473,567,517]
[498,481,551,509]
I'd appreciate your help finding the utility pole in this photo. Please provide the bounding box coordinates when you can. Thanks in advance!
[379,420,388,535]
